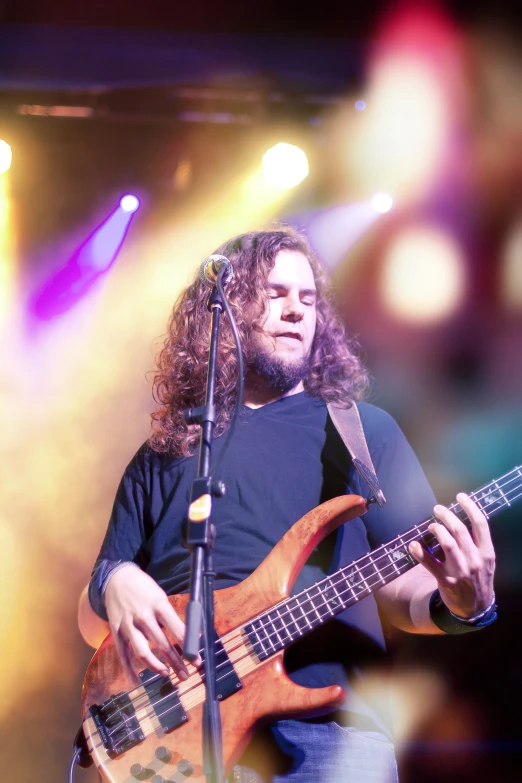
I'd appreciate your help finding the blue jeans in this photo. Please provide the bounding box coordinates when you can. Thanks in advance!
[246,719,399,783]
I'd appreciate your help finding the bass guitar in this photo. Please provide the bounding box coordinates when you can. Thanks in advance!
[81,465,522,782]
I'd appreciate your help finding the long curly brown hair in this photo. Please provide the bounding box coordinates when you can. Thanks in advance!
[149,227,370,458]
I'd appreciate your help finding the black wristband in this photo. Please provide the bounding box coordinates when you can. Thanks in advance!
[429,589,498,635]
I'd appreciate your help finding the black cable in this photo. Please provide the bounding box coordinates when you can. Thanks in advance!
[67,747,81,783]
[209,265,244,481]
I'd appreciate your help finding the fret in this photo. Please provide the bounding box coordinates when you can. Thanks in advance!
[247,617,275,660]
[343,565,363,599]
[306,588,324,624]
[295,597,314,631]
[495,480,511,508]
[310,584,333,621]
[257,617,276,655]
[350,562,370,598]
[241,465,522,664]
[381,539,414,579]
[367,551,385,585]
[272,605,290,646]
[329,578,346,611]
[352,562,370,592]
[384,545,402,577]
[318,582,336,617]
[285,598,304,637]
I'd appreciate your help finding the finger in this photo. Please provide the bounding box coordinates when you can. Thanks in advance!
[456,493,495,553]
[136,614,189,679]
[427,520,469,573]
[130,631,172,677]
[433,503,475,554]
[408,539,444,580]
[112,625,140,684]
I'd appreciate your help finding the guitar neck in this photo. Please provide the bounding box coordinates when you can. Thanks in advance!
[245,466,522,660]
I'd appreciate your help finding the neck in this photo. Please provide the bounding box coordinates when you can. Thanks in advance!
[243,375,304,409]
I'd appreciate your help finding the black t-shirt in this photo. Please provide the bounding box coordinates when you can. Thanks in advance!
[95,394,436,726]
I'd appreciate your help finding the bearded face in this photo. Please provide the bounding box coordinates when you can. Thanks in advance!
[246,249,317,394]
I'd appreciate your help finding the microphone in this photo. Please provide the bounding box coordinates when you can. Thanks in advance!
[199,254,234,287]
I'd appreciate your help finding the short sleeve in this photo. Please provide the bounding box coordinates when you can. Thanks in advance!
[92,446,151,570]
[355,404,437,548]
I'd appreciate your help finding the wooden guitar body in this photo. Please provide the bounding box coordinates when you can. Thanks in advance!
[81,465,522,781]
[81,493,368,783]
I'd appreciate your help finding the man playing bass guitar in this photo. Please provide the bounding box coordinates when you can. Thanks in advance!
[78,228,497,783]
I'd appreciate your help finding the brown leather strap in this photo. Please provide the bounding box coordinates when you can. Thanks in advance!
[327,402,386,508]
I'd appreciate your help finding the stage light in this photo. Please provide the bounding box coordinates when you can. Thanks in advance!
[0,141,12,174]
[355,100,366,111]
[380,225,465,325]
[120,194,140,213]
[501,220,522,311]
[305,201,381,271]
[262,143,309,189]
[33,198,140,319]
[371,192,393,213]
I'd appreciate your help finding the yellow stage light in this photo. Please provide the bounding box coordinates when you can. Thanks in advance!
[380,225,466,324]
[262,143,309,188]
[0,140,12,174]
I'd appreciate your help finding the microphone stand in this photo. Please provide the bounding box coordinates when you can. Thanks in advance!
[183,283,226,783]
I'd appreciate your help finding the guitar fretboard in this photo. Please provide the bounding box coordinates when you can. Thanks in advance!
[245,466,522,660]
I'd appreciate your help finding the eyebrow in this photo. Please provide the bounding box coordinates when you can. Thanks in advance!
[265,283,317,297]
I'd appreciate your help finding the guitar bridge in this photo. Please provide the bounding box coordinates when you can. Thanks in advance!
[90,692,144,757]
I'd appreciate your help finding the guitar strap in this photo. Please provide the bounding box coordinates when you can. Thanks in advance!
[327,402,386,508]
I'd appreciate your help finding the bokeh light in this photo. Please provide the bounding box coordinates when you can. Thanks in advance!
[501,219,522,311]
[0,140,12,174]
[380,225,466,324]
[371,192,393,213]
[262,142,309,188]
[343,5,465,205]
[0,171,15,322]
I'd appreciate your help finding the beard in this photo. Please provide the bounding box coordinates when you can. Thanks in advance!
[247,345,311,395]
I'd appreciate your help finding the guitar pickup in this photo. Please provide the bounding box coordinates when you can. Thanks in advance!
[139,669,188,733]
[200,635,243,701]
[90,691,144,757]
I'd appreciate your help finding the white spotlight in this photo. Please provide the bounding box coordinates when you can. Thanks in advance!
[262,143,309,189]
[0,141,12,174]
[120,194,140,213]
[371,192,393,213]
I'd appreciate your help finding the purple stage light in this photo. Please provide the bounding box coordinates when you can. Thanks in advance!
[32,199,139,320]
[120,194,140,213]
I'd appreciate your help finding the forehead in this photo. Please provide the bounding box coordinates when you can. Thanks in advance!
[267,249,316,288]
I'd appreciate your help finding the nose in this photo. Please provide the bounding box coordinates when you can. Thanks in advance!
[281,292,305,323]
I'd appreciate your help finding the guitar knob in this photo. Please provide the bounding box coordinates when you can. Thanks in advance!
[130,763,145,778]
[178,758,195,777]
[151,777,166,783]
[155,746,172,763]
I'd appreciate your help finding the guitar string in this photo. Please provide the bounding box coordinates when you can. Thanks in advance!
[95,472,521,748]
[99,475,522,747]
[98,480,522,755]
[99,473,522,744]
